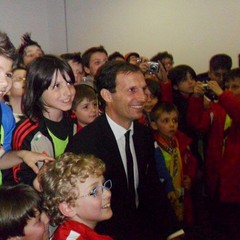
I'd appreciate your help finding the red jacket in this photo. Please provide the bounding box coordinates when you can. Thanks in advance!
[52,221,113,240]
[187,91,240,202]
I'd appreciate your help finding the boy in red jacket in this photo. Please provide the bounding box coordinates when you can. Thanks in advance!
[187,68,240,240]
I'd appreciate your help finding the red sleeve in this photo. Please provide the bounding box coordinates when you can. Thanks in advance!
[187,96,212,134]
[159,80,173,103]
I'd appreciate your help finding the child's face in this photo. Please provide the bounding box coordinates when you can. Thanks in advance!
[161,57,173,72]
[144,87,158,113]
[9,69,26,97]
[174,72,196,96]
[71,175,112,229]
[208,68,228,87]
[85,52,108,77]
[41,70,75,118]
[23,209,49,240]
[68,60,85,85]
[225,78,240,97]
[23,45,43,66]
[0,55,13,98]
[73,97,99,127]
[153,110,178,140]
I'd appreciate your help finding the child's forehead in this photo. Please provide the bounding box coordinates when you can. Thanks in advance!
[229,77,240,83]
[159,109,178,117]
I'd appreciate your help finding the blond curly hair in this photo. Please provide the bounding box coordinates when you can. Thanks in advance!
[39,152,105,226]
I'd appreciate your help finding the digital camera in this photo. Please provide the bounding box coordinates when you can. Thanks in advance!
[202,81,218,101]
[148,61,159,73]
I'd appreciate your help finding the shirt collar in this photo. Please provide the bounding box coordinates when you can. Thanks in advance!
[106,113,134,140]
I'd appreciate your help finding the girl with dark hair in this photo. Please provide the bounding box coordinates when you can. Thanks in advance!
[11,55,77,185]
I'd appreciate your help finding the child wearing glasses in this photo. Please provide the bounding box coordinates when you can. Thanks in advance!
[39,152,113,240]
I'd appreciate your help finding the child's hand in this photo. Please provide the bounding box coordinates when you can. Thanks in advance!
[156,61,168,83]
[193,81,205,97]
[207,80,224,96]
[19,150,54,174]
[183,175,192,190]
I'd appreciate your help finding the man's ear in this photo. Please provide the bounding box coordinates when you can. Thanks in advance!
[58,201,76,218]
[100,88,113,103]
[150,121,158,130]
[84,66,90,75]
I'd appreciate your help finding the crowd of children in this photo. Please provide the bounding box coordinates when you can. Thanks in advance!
[0,29,239,240]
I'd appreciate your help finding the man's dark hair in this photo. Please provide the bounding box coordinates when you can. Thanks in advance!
[209,54,232,71]
[82,46,108,68]
[0,31,17,60]
[95,60,141,108]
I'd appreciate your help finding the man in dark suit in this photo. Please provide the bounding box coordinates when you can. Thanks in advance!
[66,61,184,240]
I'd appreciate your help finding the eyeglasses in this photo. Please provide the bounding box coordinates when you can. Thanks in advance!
[12,76,26,82]
[80,179,112,198]
[0,71,13,80]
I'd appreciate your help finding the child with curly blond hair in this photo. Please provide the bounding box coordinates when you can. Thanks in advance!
[39,152,113,240]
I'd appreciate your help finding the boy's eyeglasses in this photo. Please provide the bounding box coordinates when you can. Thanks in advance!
[80,179,112,198]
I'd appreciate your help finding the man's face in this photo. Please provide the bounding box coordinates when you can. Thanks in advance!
[208,68,228,87]
[104,71,147,129]
[85,52,108,77]
[0,55,13,98]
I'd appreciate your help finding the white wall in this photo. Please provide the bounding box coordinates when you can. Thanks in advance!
[0,0,50,53]
[0,0,239,73]
[66,0,240,73]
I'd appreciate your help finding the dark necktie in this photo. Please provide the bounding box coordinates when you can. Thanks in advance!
[125,130,135,202]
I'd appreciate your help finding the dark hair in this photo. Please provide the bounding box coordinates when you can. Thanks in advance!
[145,78,161,102]
[168,65,196,87]
[82,46,108,68]
[18,33,42,56]
[209,54,232,71]
[0,31,17,61]
[95,60,141,108]
[108,51,125,61]
[124,52,140,62]
[0,184,41,240]
[150,102,178,123]
[60,52,82,64]
[17,32,43,66]
[225,68,240,83]
[72,84,97,110]
[23,54,75,122]
[150,51,174,63]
